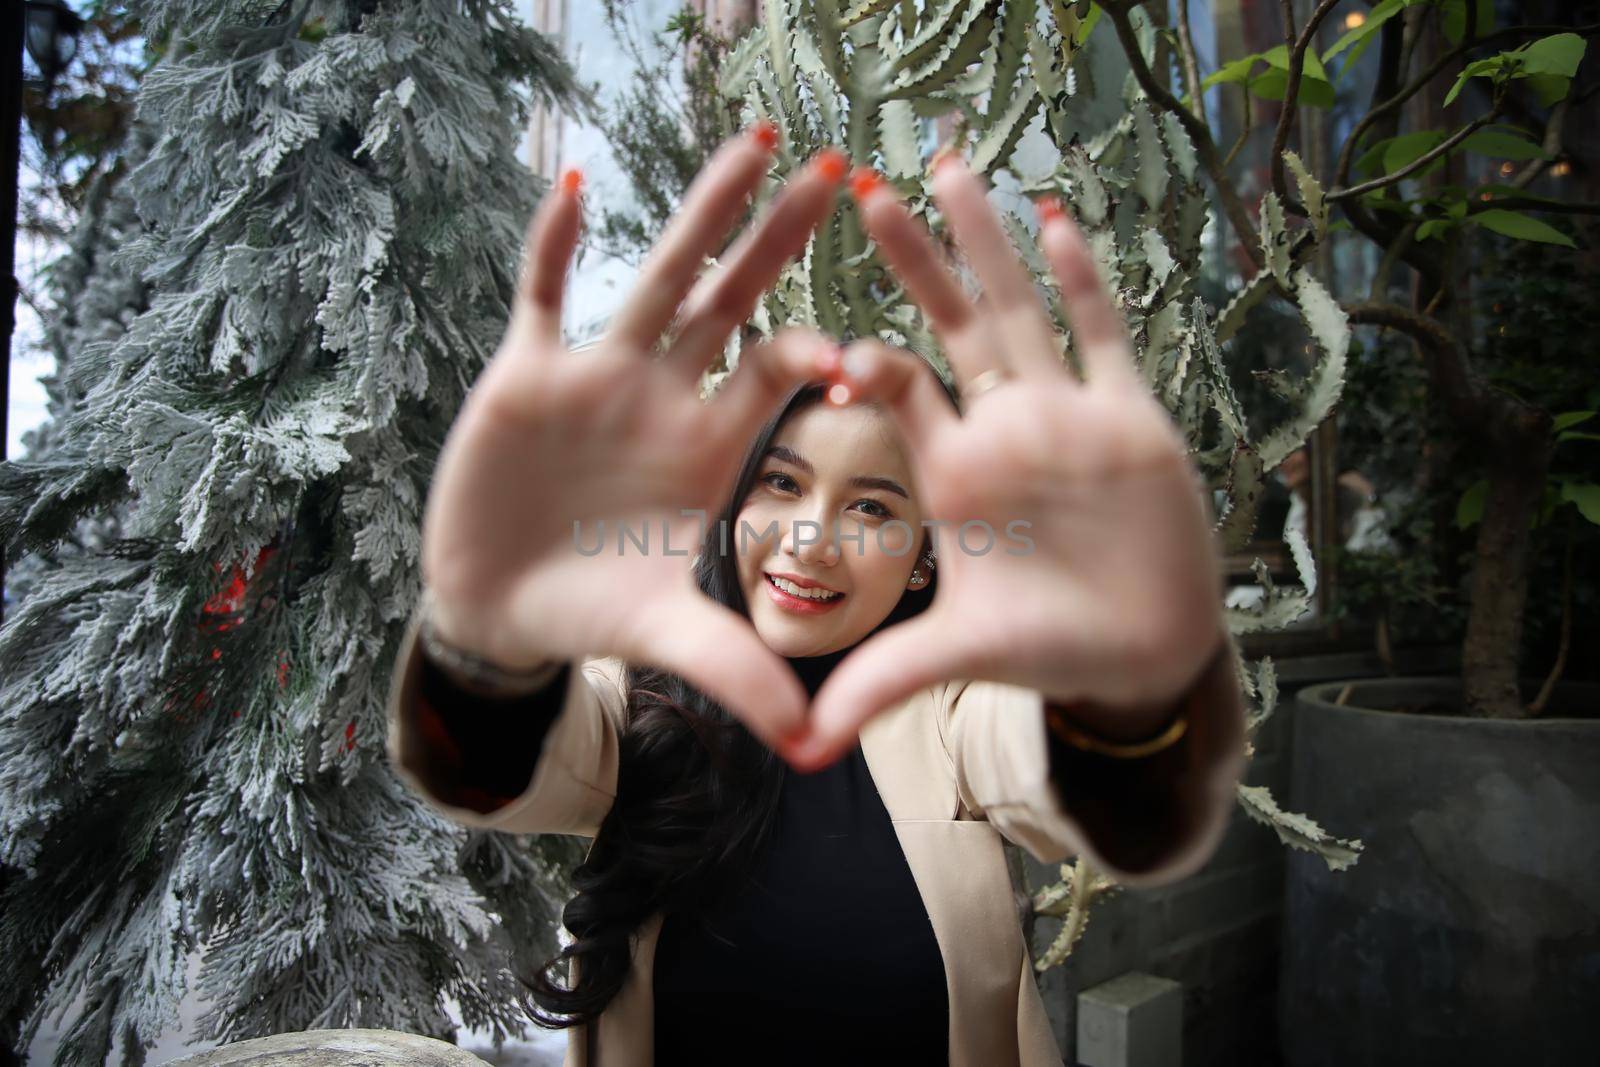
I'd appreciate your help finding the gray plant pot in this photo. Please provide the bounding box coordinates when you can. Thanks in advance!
[1279,678,1600,1067]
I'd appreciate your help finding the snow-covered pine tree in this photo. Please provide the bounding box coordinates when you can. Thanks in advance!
[0,2,590,1062]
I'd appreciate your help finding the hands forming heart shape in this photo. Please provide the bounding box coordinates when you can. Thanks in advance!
[419,122,1227,771]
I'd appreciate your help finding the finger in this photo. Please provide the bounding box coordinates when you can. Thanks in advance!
[514,167,585,349]
[848,168,1007,390]
[829,339,960,455]
[1037,197,1140,388]
[928,153,1069,382]
[622,591,810,752]
[781,608,980,770]
[605,122,784,351]
[708,326,837,437]
[666,151,850,378]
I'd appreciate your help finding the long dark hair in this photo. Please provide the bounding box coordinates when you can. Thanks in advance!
[516,359,961,1029]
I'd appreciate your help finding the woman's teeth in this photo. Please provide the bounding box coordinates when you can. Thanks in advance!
[769,575,842,600]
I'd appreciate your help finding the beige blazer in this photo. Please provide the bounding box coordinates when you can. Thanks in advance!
[385,609,1246,1066]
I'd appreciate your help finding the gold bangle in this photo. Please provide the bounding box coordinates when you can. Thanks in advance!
[1044,703,1189,759]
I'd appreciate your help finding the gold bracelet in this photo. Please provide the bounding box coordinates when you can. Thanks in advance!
[1044,702,1189,759]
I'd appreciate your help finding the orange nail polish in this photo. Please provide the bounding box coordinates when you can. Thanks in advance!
[813,147,849,183]
[930,146,961,175]
[751,119,779,151]
[1035,194,1064,222]
[816,340,844,378]
[849,166,885,201]
[560,167,584,196]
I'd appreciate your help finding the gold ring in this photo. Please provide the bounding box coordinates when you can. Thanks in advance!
[961,368,1010,405]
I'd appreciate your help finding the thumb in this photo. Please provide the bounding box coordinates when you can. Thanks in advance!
[785,606,981,770]
[620,590,810,753]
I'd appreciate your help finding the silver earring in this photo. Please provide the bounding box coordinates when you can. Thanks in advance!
[909,551,935,587]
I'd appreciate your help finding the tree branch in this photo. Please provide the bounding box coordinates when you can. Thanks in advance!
[1342,302,1483,425]
[1510,94,1569,188]
[1465,195,1600,216]
[1102,1,1262,266]
[1328,101,1503,203]
[1270,0,1344,208]
[1331,13,1441,289]
[1175,0,1206,135]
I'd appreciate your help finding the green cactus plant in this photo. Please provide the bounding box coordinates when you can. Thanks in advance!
[706,0,1361,970]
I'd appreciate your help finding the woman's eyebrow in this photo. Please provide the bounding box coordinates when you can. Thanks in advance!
[764,445,909,499]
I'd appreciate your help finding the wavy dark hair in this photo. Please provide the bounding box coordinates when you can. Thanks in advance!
[514,359,961,1030]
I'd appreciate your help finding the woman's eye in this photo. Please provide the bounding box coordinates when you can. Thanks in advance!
[761,472,798,493]
[854,499,892,519]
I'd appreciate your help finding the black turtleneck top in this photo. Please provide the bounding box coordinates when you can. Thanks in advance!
[649,642,948,1063]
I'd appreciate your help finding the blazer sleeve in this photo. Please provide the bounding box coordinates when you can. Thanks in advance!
[383,606,631,839]
[940,646,1246,888]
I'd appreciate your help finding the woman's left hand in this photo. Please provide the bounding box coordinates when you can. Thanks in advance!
[784,153,1227,770]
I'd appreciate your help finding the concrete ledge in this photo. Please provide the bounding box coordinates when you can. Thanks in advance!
[159,1029,491,1067]
[1078,972,1184,1067]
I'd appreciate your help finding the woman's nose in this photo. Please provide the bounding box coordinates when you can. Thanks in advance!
[785,512,840,567]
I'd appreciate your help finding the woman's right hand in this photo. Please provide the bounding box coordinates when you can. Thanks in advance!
[419,124,847,748]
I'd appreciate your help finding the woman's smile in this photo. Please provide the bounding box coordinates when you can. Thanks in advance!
[763,571,848,614]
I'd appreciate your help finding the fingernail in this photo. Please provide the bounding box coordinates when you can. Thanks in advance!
[560,167,584,196]
[930,146,961,176]
[1034,194,1064,223]
[751,119,779,152]
[816,339,843,378]
[781,732,828,770]
[827,382,852,406]
[849,166,886,201]
[778,725,814,760]
[813,147,849,183]
[841,347,870,381]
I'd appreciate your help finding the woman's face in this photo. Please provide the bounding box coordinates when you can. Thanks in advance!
[735,401,928,657]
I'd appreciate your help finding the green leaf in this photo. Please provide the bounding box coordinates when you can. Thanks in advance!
[1444,55,1506,106]
[1456,480,1488,529]
[1384,130,1447,174]
[1526,73,1572,106]
[1559,431,1600,443]
[1249,44,1335,108]
[1356,130,1452,177]
[1416,218,1455,241]
[1323,0,1405,61]
[1460,128,1547,161]
[1519,33,1587,78]
[1561,482,1600,525]
[1473,209,1577,247]
[1440,0,1495,45]
[1072,1,1102,46]
[1553,410,1596,432]
[1202,54,1260,89]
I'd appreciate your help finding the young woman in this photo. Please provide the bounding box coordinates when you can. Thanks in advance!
[385,122,1247,1066]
